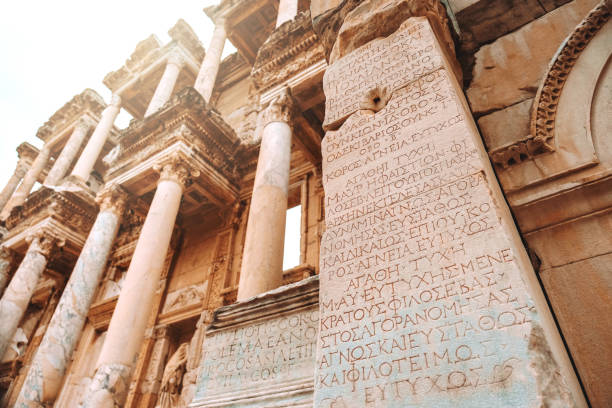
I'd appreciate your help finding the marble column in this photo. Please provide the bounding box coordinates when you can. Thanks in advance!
[0,231,62,358]
[71,96,122,182]
[237,88,294,301]
[0,159,30,212]
[194,19,226,103]
[15,186,127,408]
[81,157,197,407]
[145,53,184,117]
[44,119,92,186]
[276,0,299,27]
[0,146,51,220]
[0,247,15,297]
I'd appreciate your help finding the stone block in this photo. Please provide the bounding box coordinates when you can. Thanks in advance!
[190,276,319,408]
[539,253,612,408]
[477,98,532,150]
[466,0,600,114]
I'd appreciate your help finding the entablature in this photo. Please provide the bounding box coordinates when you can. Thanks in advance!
[105,87,242,215]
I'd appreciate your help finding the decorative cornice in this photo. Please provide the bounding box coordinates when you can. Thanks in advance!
[103,35,162,91]
[36,89,106,142]
[260,87,296,127]
[490,1,610,169]
[96,184,129,217]
[26,229,65,258]
[252,11,325,90]
[168,19,206,63]
[16,142,39,163]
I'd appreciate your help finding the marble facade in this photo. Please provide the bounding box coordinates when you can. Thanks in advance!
[0,0,609,407]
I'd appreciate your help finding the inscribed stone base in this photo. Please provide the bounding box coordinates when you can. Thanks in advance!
[315,17,585,408]
[190,276,319,408]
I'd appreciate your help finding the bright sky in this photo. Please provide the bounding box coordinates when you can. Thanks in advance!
[0,0,230,189]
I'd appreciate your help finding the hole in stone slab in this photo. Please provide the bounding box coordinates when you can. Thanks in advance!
[360,86,390,113]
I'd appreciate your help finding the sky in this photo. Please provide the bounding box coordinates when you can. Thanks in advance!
[0,0,302,269]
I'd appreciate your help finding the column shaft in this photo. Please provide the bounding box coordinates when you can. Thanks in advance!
[276,0,299,27]
[194,22,226,102]
[238,91,293,301]
[145,57,183,117]
[0,233,59,358]
[1,147,50,219]
[15,187,126,407]
[81,160,193,407]
[44,121,91,186]
[0,160,29,211]
[71,97,121,181]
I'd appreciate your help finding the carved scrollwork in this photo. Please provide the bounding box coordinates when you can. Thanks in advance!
[260,87,296,127]
[96,184,129,217]
[153,154,201,189]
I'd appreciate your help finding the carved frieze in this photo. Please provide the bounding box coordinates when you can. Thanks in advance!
[490,1,610,169]
[161,284,206,315]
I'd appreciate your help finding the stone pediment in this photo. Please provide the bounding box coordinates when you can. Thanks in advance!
[36,89,106,142]
[16,142,39,164]
[252,11,325,91]
[105,87,242,212]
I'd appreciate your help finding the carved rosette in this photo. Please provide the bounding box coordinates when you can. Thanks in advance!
[153,154,201,189]
[261,87,296,128]
[96,184,129,217]
[26,230,65,259]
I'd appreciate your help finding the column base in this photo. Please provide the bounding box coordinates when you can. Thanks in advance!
[79,363,131,408]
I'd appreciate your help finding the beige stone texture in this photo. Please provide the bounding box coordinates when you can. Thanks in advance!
[467,0,599,114]
[478,98,533,150]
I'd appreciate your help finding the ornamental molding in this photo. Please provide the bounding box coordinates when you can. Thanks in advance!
[260,87,296,127]
[490,1,610,169]
[36,89,106,142]
[16,142,39,163]
[154,152,201,188]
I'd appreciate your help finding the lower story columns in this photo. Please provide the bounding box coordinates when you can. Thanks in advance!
[237,88,294,301]
[0,247,15,297]
[80,156,197,407]
[0,230,63,358]
[15,186,127,408]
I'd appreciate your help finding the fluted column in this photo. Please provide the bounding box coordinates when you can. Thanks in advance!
[44,119,92,186]
[0,231,63,358]
[15,186,127,408]
[238,88,294,301]
[1,146,51,220]
[194,19,226,102]
[0,159,30,212]
[276,0,298,27]
[81,157,198,407]
[0,247,15,297]
[71,96,122,182]
[145,53,184,117]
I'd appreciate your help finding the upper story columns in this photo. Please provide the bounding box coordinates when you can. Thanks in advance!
[237,88,295,301]
[194,19,226,102]
[44,118,94,186]
[276,0,299,27]
[145,52,185,117]
[0,143,37,212]
[71,95,122,181]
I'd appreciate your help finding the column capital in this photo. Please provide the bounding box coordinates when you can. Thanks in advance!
[96,184,129,217]
[167,50,186,69]
[109,94,122,108]
[26,230,65,258]
[153,154,200,189]
[261,87,296,127]
[0,246,16,265]
[14,159,30,178]
[75,117,94,133]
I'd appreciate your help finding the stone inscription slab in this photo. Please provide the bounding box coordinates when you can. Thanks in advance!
[194,305,318,406]
[322,18,443,130]
[316,18,576,408]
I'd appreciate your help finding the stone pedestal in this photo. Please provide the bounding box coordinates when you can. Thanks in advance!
[71,95,121,181]
[0,160,29,212]
[81,157,197,407]
[145,54,184,117]
[315,16,586,408]
[194,21,226,103]
[237,89,294,301]
[190,276,319,408]
[45,119,92,186]
[1,146,51,220]
[15,186,127,407]
[0,231,62,358]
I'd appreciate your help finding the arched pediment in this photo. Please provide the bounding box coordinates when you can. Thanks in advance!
[491,1,611,192]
